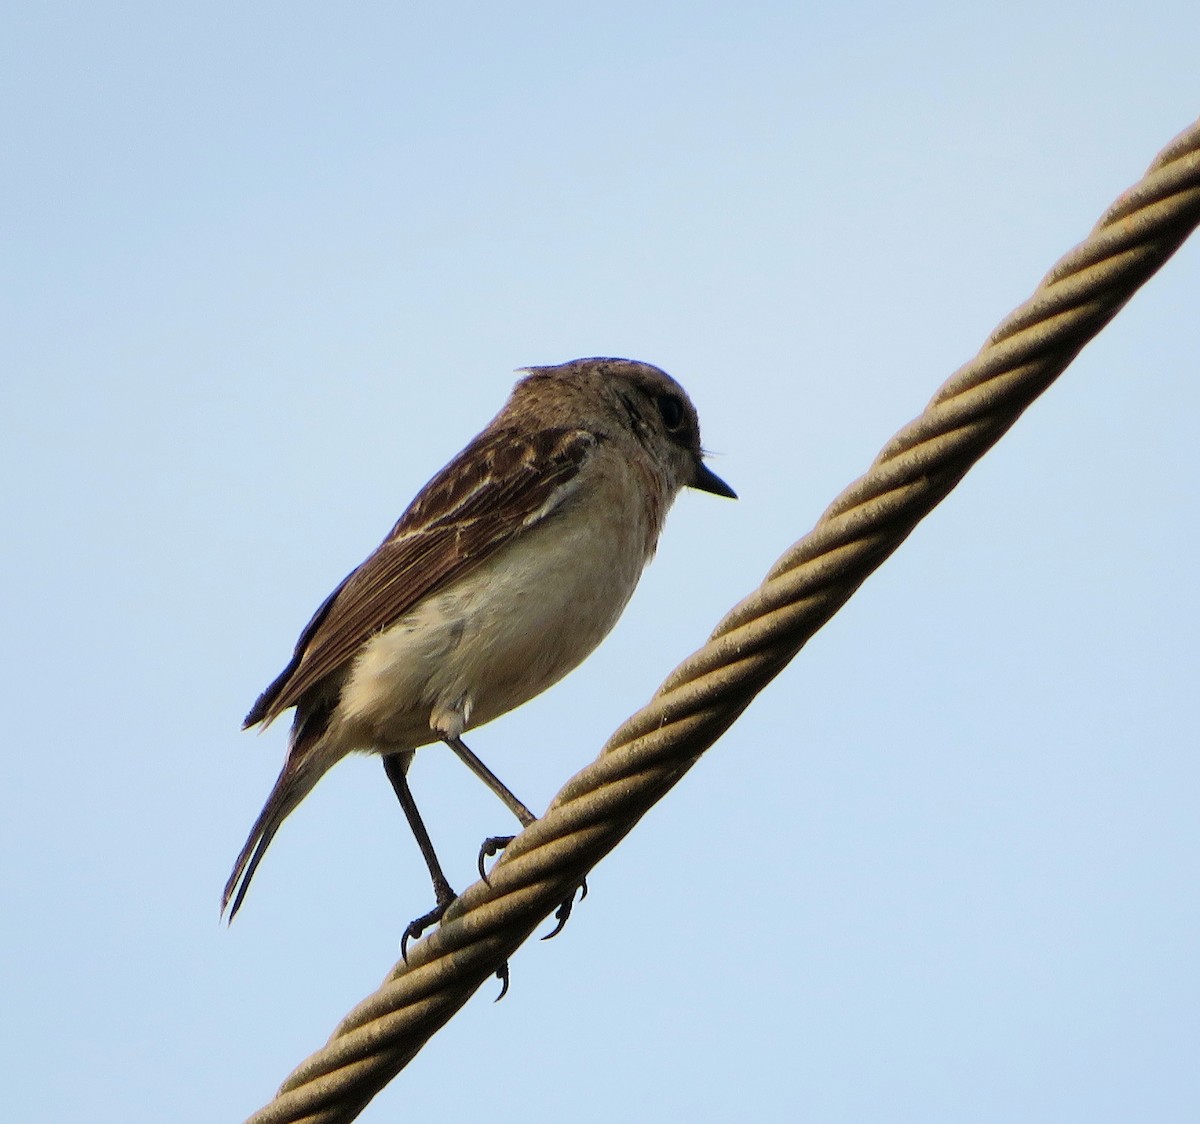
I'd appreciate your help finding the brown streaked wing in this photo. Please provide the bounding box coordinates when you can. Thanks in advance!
[244,425,600,729]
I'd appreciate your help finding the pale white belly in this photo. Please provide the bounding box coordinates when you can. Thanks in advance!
[335,484,654,752]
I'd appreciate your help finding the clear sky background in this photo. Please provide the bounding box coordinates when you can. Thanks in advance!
[3,5,1197,1122]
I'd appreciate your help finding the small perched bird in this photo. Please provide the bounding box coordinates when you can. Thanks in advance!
[223,357,735,943]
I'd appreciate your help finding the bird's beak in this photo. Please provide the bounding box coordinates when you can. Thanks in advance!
[690,460,737,499]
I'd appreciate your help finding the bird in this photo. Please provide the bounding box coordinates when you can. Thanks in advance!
[223,357,735,946]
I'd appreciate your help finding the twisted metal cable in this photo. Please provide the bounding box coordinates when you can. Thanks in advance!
[247,117,1200,1124]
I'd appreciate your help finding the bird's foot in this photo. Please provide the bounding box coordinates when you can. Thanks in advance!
[477,834,515,880]
[494,960,510,1001]
[401,886,456,962]
[476,834,589,941]
[400,881,511,999]
[542,879,588,941]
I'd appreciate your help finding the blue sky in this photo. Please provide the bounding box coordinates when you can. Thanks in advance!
[2,4,1197,1121]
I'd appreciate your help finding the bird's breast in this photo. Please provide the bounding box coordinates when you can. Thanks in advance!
[337,461,662,749]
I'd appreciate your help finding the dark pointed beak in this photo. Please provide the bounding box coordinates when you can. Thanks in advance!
[690,460,737,499]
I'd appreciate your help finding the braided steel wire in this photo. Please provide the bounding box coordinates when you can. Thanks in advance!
[246,117,1200,1124]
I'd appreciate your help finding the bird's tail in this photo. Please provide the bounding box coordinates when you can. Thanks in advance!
[222,751,328,922]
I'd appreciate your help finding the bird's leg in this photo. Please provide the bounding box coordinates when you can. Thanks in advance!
[443,735,588,941]
[383,753,457,960]
[442,735,534,876]
[443,735,537,825]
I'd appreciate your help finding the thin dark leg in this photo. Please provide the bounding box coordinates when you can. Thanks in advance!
[444,736,539,878]
[443,736,536,826]
[441,737,587,942]
[383,753,456,959]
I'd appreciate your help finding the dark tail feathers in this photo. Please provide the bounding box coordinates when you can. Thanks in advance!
[222,755,325,921]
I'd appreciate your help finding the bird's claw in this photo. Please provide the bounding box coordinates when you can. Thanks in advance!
[477,834,516,881]
[400,897,453,962]
[494,960,510,1001]
[541,879,588,941]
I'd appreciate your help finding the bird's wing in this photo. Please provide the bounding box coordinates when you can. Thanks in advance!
[244,425,601,728]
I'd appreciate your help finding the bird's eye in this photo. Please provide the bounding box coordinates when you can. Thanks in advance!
[656,393,686,431]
